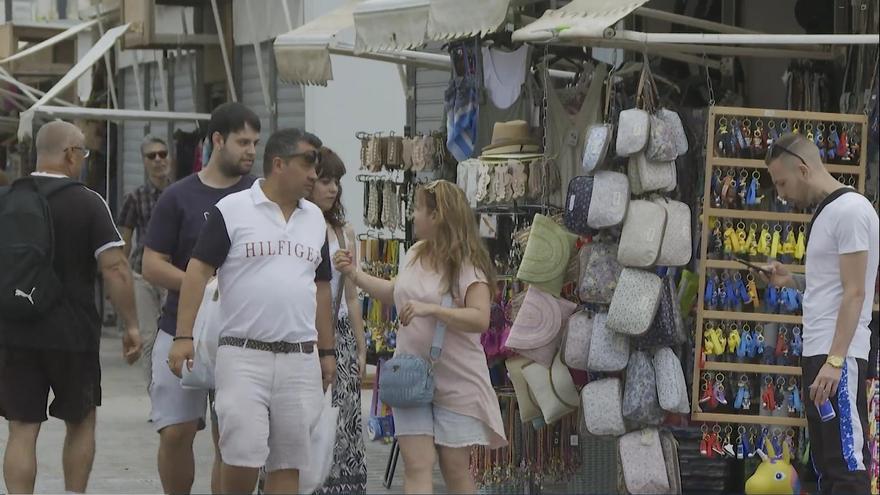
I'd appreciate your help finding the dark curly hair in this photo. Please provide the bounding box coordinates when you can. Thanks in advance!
[317,147,346,228]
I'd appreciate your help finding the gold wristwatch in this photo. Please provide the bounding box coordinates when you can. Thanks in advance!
[826,355,845,368]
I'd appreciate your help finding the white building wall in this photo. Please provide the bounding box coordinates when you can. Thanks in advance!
[300,0,408,237]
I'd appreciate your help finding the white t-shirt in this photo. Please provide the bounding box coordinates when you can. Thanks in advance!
[191,179,331,343]
[802,191,879,359]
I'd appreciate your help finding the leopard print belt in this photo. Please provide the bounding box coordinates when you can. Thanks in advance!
[218,336,316,354]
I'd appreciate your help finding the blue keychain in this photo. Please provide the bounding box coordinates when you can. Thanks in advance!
[736,276,751,304]
[791,327,803,356]
[705,277,716,310]
[755,328,765,357]
[737,329,751,358]
[766,285,779,313]
[742,429,754,458]
[734,377,746,409]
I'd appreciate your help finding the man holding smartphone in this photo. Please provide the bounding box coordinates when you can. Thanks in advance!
[763,133,879,494]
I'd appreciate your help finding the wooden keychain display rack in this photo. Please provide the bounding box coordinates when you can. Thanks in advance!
[692,106,869,427]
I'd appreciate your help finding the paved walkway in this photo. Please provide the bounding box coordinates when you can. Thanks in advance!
[0,335,444,494]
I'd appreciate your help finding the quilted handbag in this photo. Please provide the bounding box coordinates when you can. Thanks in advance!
[659,108,688,157]
[578,242,622,305]
[504,286,577,368]
[632,276,685,350]
[607,268,662,336]
[517,214,579,296]
[582,378,626,436]
[379,295,453,407]
[618,200,667,268]
[653,199,692,267]
[563,310,593,371]
[652,347,690,414]
[621,351,665,426]
[619,428,671,494]
[646,113,678,162]
[505,356,542,423]
[587,171,629,229]
[615,108,650,157]
[564,176,594,236]
[587,312,630,372]
[582,123,613,173]
[632,153,676,193]
[522,352,579,425]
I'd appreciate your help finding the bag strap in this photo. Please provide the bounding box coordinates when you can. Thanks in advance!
[807,187,858,241]
[429,293,455,362]
[331,226,347,324]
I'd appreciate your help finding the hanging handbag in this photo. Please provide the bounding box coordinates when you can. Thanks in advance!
[652,347,690,414]
[562,310,593,371]
[587,312,630,372]
[564,176,595,236]
[659,430,683,495]
[659,108,688,157]
[619,428,671,494]
[587,171,629,229]
[607,268,663,337]
[578,241,623,305]
[504,286,577,368]
[522,351,579,425]
[653,198,692,267]
[505,356,542,423]
[581,377,626,436]
[581,73,616,173]
[618,200,667,268]
[632,153,677,193]
[378,294,453,408]
[516,214,578,297]
[621,351,665,426]
[615,107,650,157]
[632,276,685,350]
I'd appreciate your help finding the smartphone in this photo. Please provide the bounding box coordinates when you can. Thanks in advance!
[734,257,772,275]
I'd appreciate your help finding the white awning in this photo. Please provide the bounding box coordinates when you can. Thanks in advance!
[353,0,509,52]
[512,0,648,42]
[0,20,97,65]
[29,105,210,123]
[18,23,130,141]
[273,0,362,85]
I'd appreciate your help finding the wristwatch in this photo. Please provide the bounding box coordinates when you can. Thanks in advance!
[318,349,336,358]
[825,355,844,368]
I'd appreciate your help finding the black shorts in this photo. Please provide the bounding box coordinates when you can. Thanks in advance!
[0,347,101,423]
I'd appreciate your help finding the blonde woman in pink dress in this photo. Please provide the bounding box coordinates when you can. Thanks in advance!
[334,180,507,494]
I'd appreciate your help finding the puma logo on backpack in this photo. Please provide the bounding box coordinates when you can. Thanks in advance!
[0,177,79,321]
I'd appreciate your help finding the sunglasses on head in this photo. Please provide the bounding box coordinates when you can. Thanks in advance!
[765,142,807,167]
[145,150,168,160]
[284,150,321,165]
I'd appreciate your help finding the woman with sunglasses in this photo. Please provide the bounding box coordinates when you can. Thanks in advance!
[306,147,368,494]
[334,180,506,494]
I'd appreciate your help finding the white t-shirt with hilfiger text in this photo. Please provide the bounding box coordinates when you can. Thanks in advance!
[802,191,879,359]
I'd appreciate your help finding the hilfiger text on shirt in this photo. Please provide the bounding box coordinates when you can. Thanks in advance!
[244,240,321,263]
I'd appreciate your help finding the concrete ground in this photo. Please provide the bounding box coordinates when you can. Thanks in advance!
[0,334,445,494]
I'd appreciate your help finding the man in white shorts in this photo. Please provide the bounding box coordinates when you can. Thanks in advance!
[169,128,336,494]
[142,102,260,493]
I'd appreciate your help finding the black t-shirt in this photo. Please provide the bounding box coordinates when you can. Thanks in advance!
[144,174,256,336]
[0,175,124,352]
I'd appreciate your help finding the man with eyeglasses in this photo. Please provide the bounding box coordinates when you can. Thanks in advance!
[142,103,260,495]
[168,128,335,494]
[117,135,171,388]
[763,132,879,494]
[0,120,141,493]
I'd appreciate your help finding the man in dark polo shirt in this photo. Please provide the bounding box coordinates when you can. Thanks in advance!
[0,120,141,493]
[142,102,260,495]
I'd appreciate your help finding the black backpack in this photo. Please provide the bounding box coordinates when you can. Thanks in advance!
[0,176,79,321]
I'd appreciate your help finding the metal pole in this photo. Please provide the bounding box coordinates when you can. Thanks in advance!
[612,30,879,45]
[210,0,238,102]
[245,0,272,115]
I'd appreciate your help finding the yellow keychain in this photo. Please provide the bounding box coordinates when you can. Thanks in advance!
[736,222,749,254]
[746,223,758,255]
[717,326,728,354]
[728,325,741,354]
[794,226,806,261]
[770,224,782,259]
[758,224,771,255]
[704,323,717,355]
[747,274,760,307]
[782,227,796,255]
[723,224,737,254]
